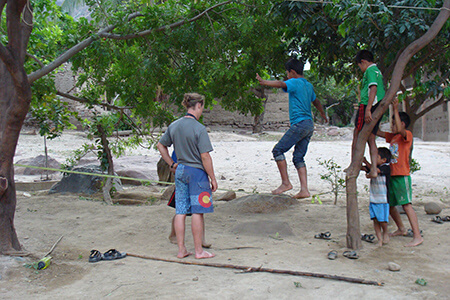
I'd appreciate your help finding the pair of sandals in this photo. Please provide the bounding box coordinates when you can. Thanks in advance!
[327,250,359,260]
[314,231,332,240]
[89,249,127,263]
[431,215,450,224]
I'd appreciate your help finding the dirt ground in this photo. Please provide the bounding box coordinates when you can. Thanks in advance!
[1,129,449,299]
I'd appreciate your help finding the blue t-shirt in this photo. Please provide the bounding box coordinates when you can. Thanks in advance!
[283,78,316,125]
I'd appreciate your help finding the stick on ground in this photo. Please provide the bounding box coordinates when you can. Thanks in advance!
[44,235,64,257]
[126,252,383,286]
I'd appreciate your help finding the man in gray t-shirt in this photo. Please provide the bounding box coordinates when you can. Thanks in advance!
[157,93,217,260]
[159,118,213,171]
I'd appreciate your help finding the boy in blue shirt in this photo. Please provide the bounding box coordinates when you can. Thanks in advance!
[256,59,327,198]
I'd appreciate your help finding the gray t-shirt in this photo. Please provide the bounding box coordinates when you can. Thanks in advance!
[159,117,213,170]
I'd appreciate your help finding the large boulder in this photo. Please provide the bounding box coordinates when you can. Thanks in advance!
[157,157,174,185]
[228,194,298,214]
[15,155,61,175]
[49,165,122,195]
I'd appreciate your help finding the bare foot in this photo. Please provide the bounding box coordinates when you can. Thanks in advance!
[195,251,215,259]
[202,242,212,248]
[177,250,193,258]
[404,237,423,247]
[272,183,292,195]
[377,241,383,247]
[293,190,310,199]
[390,228,407,237]
[382,233,390,244]
[169,234,177,244]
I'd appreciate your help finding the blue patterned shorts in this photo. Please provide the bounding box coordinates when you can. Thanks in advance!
[174,164,214,215]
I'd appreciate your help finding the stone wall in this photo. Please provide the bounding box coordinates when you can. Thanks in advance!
[413,100,449,142]
[203,90,290,131]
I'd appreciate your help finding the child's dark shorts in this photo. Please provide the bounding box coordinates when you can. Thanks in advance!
[355,103,381,134]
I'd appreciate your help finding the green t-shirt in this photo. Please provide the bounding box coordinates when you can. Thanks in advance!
[360,64,385,105]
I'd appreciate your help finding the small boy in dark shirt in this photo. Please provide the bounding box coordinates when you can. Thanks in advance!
[362,147,392,247]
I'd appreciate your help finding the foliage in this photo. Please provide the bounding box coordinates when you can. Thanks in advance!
[317,158,346,204]
[410,158,421,174]
[305,71,357,126]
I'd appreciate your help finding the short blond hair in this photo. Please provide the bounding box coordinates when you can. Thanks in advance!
[182,93,205,109]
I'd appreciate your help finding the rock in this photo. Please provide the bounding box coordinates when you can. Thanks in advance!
[157,157,174,185]
[327,128,339,136]
[49,165,123,195]
[388,262,401,272]
[115,169,150,185]
[216,191,236,201]
[227,194,298,214]
[15,155,61,175]
[424,202,442,215]
[161,185,175,201]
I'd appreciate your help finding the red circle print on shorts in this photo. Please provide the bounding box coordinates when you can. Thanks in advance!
[198,192,212,208]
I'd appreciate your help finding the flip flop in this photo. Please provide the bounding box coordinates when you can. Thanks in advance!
[314,231,331,240]
[442,216,450,222]
[327,250,338,260]
[406,229,423,237]
[343,250,359,259]
[431,216,444,224]
[361,234,375,243]
[102,249,127,260]
[89,250,102,263]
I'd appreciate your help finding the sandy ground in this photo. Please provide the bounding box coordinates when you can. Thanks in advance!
[1,128,450,299]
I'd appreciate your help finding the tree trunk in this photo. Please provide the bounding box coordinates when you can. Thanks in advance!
[252,87,267,134]
[97,124,115,205]
[345,0,450,250]
[0,0,33,254]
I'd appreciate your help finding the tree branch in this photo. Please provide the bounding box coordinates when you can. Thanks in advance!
[28,24,115,83]
[99,0,232,40]
[415,95,445,119]
[56,91,133,111]
[26,52,44,67]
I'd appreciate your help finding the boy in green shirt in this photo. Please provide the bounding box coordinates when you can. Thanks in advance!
[350,50,385,178]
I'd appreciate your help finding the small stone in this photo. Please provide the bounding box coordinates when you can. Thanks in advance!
[424,202,442,215]
[216,191,236,201]
[388,262,401,272]
[193,277,199,281]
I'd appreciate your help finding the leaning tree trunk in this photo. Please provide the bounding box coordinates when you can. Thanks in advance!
[252,87,267,134]
[345,0,450,250]
[0,0,33,254]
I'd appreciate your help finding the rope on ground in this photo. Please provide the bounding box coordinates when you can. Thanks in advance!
[126,252,384,286]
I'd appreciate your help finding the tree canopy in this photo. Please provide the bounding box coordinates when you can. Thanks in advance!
[276,0,449,127]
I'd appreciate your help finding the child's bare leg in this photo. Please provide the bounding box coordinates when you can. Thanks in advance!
[272,159,293,195]
[380,222,389,244]
[389,206,407,236]
[373,219,383,247]
[367,134,378,178]
[192,214,215,259]
[403,203,423,247]
[169,215,177,244]
[293,166,310,199]
[174,214,192,258]
[202,217,211,248]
